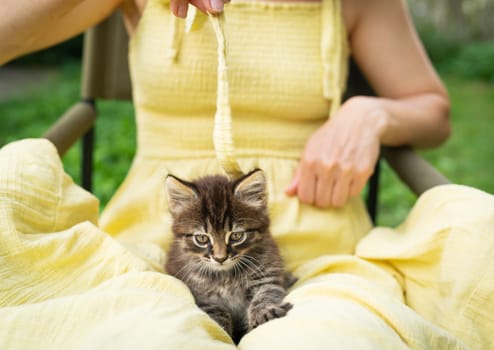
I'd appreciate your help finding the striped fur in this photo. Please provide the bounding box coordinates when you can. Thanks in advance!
[165,169,294,343]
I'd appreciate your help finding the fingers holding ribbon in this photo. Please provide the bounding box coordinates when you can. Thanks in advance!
[170,0,229,18]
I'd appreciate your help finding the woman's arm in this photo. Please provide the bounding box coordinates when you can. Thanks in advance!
[0,0,123,65]
[286,0,451,208]
[348,0,450,148]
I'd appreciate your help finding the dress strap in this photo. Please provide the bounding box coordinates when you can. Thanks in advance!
[321,0,349,117]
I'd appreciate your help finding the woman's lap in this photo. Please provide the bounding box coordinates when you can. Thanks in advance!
[2,139,493,349]
[0,272,235,350]
[358,184,494,349]
[239,255,466,349]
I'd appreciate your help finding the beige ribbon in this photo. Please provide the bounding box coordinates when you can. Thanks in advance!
[208,13,243,179]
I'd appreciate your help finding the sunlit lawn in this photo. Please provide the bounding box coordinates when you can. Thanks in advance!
[1,62,493,227]
[379,76,494,225]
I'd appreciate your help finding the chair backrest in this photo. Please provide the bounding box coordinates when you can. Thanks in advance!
[81,11,132,101]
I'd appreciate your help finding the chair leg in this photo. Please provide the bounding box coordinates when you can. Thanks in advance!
[81,99,96,192]
[81,126,94,192]
[366,158,381,225]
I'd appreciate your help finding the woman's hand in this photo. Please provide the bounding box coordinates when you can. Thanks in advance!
[170,0,227,18]
[285,96,388,208]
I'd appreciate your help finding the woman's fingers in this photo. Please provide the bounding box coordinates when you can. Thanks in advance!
[309,164,353,208]
[170,0,226,18]
[204,0,226,12]
[297,162,317,205]
[286,160,373,208]
[170,0,189,18]
[329,169,352,208]
[314,163,334,207]
[349,166,372,198]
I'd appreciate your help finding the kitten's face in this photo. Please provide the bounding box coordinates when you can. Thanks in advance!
[175,222,263,272]
[166,170,269,273]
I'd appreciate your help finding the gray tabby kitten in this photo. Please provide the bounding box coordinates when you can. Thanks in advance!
[165,169,295,343]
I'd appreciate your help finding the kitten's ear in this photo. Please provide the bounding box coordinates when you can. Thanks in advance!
[165,175,198,215]
[233,169,267,209]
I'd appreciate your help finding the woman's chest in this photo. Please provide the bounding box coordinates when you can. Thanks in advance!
[129,1,332,120]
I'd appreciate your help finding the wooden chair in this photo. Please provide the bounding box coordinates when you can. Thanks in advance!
[42,11,450,224]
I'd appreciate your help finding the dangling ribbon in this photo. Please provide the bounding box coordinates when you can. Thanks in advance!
[166,7,243,178]
[208,13,243,179]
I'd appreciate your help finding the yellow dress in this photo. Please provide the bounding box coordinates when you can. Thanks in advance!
[1,0,494,349]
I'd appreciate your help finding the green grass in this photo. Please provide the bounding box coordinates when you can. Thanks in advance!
[378,75,494,226]
[0,63,136,206]
[1,62,493,227]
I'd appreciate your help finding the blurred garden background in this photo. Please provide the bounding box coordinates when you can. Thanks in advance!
[1,0,493,226]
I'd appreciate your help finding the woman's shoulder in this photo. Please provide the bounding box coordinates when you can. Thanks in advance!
[341,0,410,37]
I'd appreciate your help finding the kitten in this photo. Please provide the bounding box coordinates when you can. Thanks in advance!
[165,169,295,343]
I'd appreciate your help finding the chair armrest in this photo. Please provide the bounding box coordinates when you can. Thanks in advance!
[43,101,96,156]
[381,146,450,196]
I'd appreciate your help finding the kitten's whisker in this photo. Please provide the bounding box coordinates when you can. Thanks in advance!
[243,255,267,271]
[199,262,215,281]
[173,257,200,280]
[183,259,211,290]
[236,260,252,284]
[180,263,202,287]
[241,255,267,278]
[174,264,193,282]
[233,263,239,280]
[233,260,246,283]
[197,263,207,280]
[237,258,265,282]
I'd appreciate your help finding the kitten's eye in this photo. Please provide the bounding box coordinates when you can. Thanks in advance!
[229,231,246,244]
[193,234,210,247]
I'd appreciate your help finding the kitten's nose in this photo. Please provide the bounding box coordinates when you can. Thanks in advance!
[213,255,228,264]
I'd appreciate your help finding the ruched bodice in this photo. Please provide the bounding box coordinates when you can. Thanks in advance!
[129,0,348,160]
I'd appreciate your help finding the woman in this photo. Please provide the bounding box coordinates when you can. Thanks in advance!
[1,0,493,349]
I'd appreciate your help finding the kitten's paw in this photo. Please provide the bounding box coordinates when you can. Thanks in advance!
[248,302,293,330]
[283,271,298,289]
